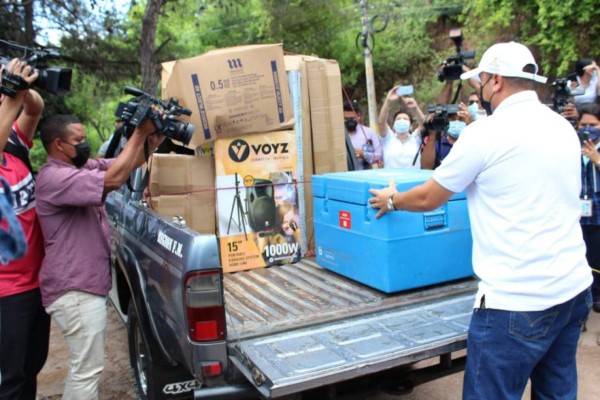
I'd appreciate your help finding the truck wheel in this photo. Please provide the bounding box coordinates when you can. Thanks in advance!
[127,301,198,399]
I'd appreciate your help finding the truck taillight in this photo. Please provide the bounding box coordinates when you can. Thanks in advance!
[184,270,226,342]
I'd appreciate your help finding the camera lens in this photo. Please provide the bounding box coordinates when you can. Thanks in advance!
[170,122,195,145]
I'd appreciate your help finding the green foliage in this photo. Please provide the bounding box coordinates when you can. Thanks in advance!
[464,0,600,77]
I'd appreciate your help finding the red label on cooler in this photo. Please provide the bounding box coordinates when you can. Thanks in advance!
[339,211,351,229]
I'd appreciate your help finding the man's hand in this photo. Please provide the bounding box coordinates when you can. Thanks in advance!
[147,131,165,152]
[368,179,397,219]
[1,58,39,99]
[561,103,579,121]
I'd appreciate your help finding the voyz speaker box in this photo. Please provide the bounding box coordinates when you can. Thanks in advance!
[215,130,302,273]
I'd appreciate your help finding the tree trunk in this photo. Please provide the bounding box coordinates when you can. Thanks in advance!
[23,0,35,46]
[139,0,164,95]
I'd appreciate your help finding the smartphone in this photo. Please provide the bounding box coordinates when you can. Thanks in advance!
[396,85,414,96]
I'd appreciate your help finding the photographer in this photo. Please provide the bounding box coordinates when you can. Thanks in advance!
[421,105,471,170]
[377,86,426,169]
[0,59,50,400]
[573,58,600,107]
[577,103,600,313]
[35,113,164,399]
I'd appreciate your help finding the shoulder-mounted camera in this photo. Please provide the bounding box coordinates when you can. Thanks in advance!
[0,39,71,97]
[552,74,585,114]
[114,86,195,145]
[437,29,475,82]
[425,104,460,132]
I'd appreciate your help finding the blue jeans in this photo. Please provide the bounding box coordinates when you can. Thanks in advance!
[463,287,592,400]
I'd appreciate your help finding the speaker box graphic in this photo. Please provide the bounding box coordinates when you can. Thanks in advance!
[215,131,301,273]
[245,179,276,232]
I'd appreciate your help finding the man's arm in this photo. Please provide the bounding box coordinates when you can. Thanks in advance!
[368,178,454,219]
[103,119,164,196]
[16,89,44,142]
[378,87,404,137]
[0,59,40,154]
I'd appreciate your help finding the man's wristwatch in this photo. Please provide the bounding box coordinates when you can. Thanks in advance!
[387,193,397,211]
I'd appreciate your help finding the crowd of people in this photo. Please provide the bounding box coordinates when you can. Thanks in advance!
[0,58,164,399]
[0,40,599,400]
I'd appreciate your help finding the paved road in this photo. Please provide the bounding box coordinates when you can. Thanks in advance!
[37,305,600,400]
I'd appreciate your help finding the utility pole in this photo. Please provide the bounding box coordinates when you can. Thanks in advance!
[360,0,378,132]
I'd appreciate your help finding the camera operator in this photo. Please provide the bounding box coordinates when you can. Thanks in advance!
[577,103,600,313]
[421,107,470,170]
[35,113,164,399]
[573,58,600,107]
[377,86,426,169]
[0,59,50,400]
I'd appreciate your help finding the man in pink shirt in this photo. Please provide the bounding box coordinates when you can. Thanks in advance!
[35,114,163,399]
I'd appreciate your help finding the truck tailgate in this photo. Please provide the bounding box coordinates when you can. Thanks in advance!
[224,258,477,398]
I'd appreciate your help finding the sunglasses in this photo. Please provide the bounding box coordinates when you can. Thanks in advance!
[468,100,479,105]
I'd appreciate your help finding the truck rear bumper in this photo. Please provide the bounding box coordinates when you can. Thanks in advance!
[194,384,260,400]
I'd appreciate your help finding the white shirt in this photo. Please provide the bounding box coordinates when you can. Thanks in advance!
[434,90,592,311]
[573,73,598,106]
[382,127,422,169]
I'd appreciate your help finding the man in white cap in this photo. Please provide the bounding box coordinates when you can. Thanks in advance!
[369,42,592,399]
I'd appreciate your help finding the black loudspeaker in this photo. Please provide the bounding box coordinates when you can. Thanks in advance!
[246,179,276,232]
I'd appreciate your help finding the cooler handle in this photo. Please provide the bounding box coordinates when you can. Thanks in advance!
[423,207,447,230]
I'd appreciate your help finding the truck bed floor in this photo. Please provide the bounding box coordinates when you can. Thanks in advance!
[223,258,477,339]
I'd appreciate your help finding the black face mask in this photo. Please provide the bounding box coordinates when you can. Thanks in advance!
[344,119,358,132]
[70,142,91,168]
[479,76,495,116]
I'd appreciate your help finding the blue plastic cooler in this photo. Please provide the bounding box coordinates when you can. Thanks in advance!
[313,169,473,293]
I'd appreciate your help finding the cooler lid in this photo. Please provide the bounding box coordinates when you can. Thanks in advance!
[312,169,465,205]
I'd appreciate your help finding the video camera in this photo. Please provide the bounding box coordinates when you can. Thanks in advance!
[114,86,195,145]
[0,39,72,96]
[425,104,460,132]
[437,29,475,82]
[552,74,585,114]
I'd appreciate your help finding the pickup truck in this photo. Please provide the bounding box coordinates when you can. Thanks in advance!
[106,166,477,400]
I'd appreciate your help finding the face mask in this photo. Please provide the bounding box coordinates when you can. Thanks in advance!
[468,102,479,120]
[480,77,494,116]
[393,119,410,134]
[344,119,358,132]
[579,126,600,143]
[447,120,466,139]
[70,142,91,168]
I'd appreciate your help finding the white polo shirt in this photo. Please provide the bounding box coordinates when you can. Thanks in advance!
[382,127,422,169]
[434,90,592,311]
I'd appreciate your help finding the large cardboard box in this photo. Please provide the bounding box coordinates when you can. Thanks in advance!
[215,131,301,273]
[284,55,314,254]
[162,44,294,147]
[148,154,216,234]
[305,58,347,174]
[313,169,473,293]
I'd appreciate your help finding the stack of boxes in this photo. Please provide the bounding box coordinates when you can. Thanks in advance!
[150,44,346,272]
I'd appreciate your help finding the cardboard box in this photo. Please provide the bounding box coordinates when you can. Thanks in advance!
[313,169,473,293]
[150,193,216,234]
[148,154,216,234]
[162,44,294,147]
[215,130,301,273]
[149,154,215,196]
[305,58,347,174]
[285,55,314,254]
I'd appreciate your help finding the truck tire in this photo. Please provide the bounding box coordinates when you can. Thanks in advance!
[127,301,198,400]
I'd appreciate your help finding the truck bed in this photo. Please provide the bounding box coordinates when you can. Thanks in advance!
[224,257,478,339]
[224,258,478,398]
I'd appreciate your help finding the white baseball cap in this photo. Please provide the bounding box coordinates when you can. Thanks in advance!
[460,42,548,84]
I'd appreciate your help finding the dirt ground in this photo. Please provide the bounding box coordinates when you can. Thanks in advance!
[36,305,600,400]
